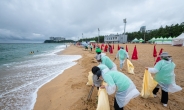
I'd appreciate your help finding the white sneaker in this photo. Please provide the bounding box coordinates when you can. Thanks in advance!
[163,104,167,107]
[153,94,157,98]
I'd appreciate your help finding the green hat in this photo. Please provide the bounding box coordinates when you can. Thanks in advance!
[96,48,102,53]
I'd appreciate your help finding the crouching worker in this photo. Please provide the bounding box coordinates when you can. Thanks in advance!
[92,66,140,110]
[146,52,182,107]
[92,64,110,90]
[96,52,117,71]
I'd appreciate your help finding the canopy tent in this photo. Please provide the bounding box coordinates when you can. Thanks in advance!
[131,38,139,43]
[159,37,164,41]
[89,40,96,43]
[154,37,161,44]
[155,38,160,41]
[155,37,164,44]
[167,36,173,41]
[172,33,184,46]
[89,40,96,45]
[139,38,144,43]
[149,37,173,44]
[162,37,171,44]
[148,37,155,42]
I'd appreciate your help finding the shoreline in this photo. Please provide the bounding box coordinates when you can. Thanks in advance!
[33,45,87,110]
[34,44,184,110]
[31,45,82,110]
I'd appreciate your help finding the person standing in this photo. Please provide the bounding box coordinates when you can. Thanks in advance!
[91,66,140,110]
[114,47,129,71]
[146,52,182,107]
[90,44,93,52]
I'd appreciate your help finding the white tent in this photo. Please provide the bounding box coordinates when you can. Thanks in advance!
[172,33,184,46]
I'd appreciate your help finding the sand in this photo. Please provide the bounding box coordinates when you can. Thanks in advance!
[34,44,184,110]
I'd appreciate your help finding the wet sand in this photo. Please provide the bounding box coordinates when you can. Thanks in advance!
[34,44,184,110]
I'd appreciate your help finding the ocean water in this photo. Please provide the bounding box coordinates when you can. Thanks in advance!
[0,43,81,110]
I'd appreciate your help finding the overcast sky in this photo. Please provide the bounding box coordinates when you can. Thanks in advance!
[0,0,184,43]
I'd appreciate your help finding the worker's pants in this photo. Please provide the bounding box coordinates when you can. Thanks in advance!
[120,63,123,69]
[119,59,125,69]
[114,97,124,110]
[153,87,168,104]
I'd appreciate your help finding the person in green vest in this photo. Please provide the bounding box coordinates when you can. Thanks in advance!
[92,64,110,90]
[114,46,129,71]
[91,66,139,110]
[89,44,93,52]
[96,52,117,71]
[146,52,182,107]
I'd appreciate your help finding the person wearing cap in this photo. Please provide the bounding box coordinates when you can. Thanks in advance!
[114,46,129,71]
[92,64,110,90]
[145,52,182,107]
[94,47,102,60]
[96,52,117,71]
[95,47,101,53]
[91,66,140,110]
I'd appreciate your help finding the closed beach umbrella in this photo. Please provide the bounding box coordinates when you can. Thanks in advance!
[153,45,157,57]
[126,45,128,52]
[131,45,138,60]
[117,44,120,50]
[154,48,163,65]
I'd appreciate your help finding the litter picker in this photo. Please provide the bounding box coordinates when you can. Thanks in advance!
[87,86,94,101]
[113,58,116,62]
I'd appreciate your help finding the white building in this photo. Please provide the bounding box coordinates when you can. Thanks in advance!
[50,37,65,41]
[104,33,127,43]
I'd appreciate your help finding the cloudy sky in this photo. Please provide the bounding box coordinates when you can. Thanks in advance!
[0,0,184,43]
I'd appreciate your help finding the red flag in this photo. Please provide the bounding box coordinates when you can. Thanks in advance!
[126,45,128,52]
[113,44,114,49]
[131,45,138,60]
[154,48,163,65]
[110,45,113,54]
[118,44,120,50]
[153,45,157,57]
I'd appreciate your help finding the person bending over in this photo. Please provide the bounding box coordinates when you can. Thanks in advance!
[96,52,117,71]
[92,66,139,110]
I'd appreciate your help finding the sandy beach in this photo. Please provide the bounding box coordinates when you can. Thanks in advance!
[34,44,184,110]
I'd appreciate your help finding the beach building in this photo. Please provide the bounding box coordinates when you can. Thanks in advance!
[50,37,65,41]
[104,33,127,44]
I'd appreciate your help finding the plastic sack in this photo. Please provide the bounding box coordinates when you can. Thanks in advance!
[96,82,110,110]
[141,70,158,98]
[127,59,134,74]
[86,71,93,85]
